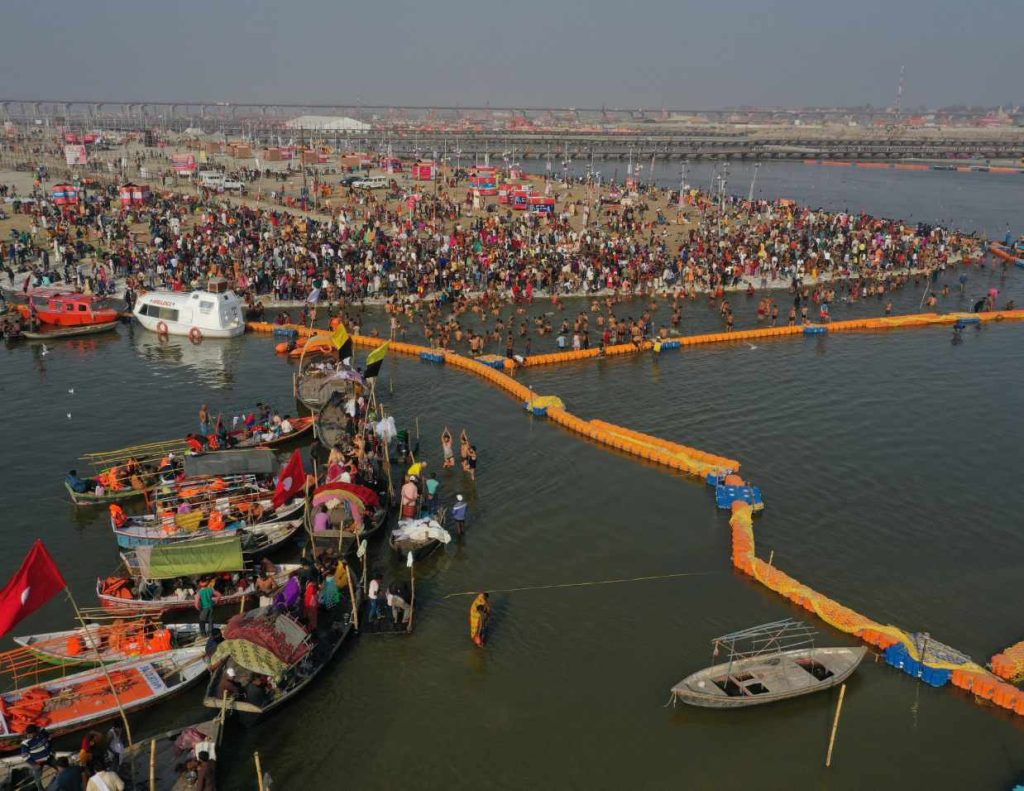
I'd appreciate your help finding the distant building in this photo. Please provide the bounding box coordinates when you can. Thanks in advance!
[284,115,371,132]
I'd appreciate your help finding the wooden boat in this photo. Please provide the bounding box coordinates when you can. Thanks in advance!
[669,619,867,709]
[201,604,357,722]
[12,621,212,667]
[96,535,300,614]
[65,479,145,507]
[0,647,208,752]
[71,425,301,509]
[230,414,315,448]
[296,362,365,413]
[22,320,119,340]
[15,288,119,327]
[118,717,223,791]
[314,390,353,449]
[114,496,304,549]
[388,518,451,562]
[236,518,303,557]
[989,242,1024,267]
[308,484,390,557]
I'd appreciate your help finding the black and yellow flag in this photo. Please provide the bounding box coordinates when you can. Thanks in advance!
[331,322,352,360]
[364,341,389,379]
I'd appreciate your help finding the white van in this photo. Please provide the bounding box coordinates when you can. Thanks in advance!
[198,172,225,188]
[352,176,389,190]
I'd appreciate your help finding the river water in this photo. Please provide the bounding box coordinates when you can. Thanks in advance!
[2,163,1024,790]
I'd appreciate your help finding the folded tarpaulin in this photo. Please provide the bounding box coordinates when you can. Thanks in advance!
[183,449,277,478]
[222,607,310,665]
[211,638,289,682]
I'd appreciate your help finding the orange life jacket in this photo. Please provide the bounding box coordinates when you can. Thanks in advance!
[109,504,127,529]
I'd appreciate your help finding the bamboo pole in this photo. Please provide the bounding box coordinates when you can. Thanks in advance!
[407,561,416,633]
[825,683,847,768]
[148,738,156,791]
[219,690,229,735]
[346,560,360,630]
[64,586,134,745]
[254,752,266,791]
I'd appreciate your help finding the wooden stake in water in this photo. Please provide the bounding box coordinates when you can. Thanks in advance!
[825,683,847,768]
[255,752,265,791]
[148,738,156,791]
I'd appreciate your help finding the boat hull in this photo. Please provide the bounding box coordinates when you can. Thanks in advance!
[95,565,299,614]
[65,480,146,507]
[671,646,867,709]
[135,313,244,338]
[22,320,120,340]
[12,623,209,667]
[114,499,304,549]
[0,649,208,752]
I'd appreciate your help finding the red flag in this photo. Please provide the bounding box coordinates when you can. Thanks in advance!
[0,541,66,638]
[273,450,307,509]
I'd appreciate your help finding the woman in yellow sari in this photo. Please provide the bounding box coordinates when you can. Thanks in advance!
[469,592,491,647]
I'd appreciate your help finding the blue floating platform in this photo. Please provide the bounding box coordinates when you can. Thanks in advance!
[273,327,298,338]
[420,352,445,363]
[956,316,981,325]
[883,643,952,688]
[803,325,828,336]
[477,355,506,369]
[715,485,763,510]
[659,340,681,351]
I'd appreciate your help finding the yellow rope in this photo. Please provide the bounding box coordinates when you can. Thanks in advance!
[442,570,720,599]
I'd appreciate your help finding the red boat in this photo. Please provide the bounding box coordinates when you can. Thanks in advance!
[15,289,120,327]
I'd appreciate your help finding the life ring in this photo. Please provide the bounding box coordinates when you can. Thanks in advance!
[156,321,169,336]
[188,327,203,344]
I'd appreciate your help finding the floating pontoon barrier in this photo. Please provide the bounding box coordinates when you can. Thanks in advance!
[477,354,508,370]
[990,641,1024,682]
[884,642,953,688]
[715,485,764,511]
[420,351,446,364]
[803,325,828,336]
[524,396,564,417]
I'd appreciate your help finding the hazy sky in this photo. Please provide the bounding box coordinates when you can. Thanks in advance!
[1,0,1022,109]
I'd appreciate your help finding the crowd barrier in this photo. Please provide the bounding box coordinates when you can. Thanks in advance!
[480,309,1024,370]
[250,317,1024,716]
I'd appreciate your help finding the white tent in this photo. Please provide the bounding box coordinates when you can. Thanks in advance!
[284,115,370,132]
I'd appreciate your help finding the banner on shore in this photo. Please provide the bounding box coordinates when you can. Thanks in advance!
[63,144,87,166]
[172,153,197,175]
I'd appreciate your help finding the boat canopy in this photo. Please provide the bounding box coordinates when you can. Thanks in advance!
[211,608,310,681]
[313,481,379,509]
[311,486,366,516]
[710,618,818,662]
[183,449,277,478]
[132,535,244,580]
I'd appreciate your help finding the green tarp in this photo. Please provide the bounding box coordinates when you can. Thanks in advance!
[211,639,289,682]
[133,535,244,579]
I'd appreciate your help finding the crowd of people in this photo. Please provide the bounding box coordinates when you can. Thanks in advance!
[3,160,1012,361]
